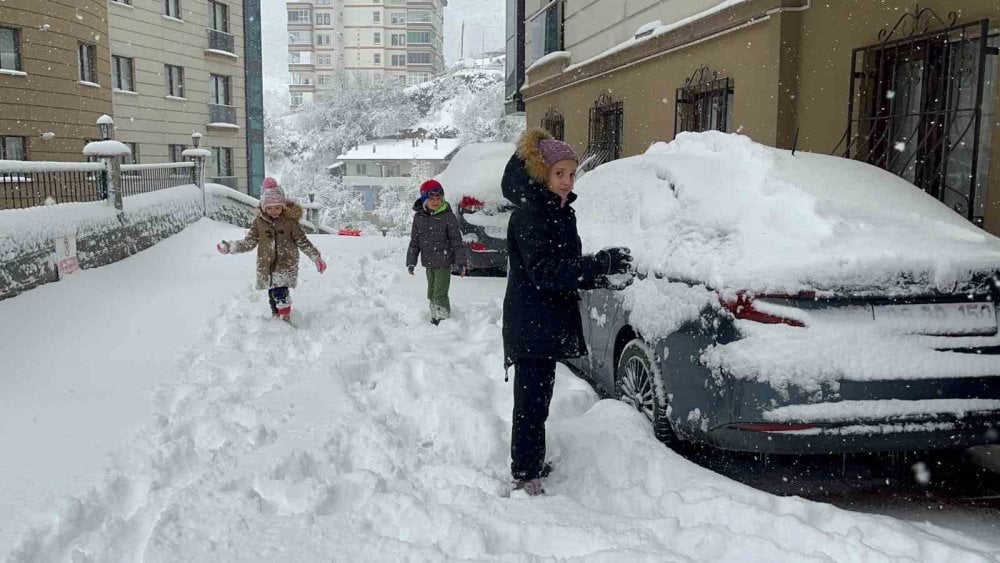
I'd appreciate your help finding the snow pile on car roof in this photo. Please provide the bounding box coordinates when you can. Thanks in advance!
[574,131,1000,292]
[435,142,514,204]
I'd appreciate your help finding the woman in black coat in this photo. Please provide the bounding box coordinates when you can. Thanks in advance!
[502,127,633,495]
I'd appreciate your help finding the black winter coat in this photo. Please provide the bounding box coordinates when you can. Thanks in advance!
[406,199,468,269]
[501,154,604,367]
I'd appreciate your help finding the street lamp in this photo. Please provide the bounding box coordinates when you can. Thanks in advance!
[191,131,202,149]
[97,114,114,140]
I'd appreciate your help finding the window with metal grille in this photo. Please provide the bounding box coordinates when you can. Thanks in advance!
[0,27,20,72]
[834,7,1000,226]
[674,66,733,135]
[78,43,97,83]
[579,93,623,173]
[1,136,26,160]
[541,107,564,141]
[165,64,184,97]
[112,55,135,91]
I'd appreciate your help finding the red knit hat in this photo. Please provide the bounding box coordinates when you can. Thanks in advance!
[420,179,443,196]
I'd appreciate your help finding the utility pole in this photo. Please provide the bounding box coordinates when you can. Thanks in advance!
[460,21,465,60]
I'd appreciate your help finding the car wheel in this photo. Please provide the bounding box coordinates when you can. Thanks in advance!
[616,338,677,445]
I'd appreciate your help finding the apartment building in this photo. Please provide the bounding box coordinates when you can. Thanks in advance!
[510,0,1000,235]
[0,1,113,161]
[287,0,447,109]
[0,0,265,195]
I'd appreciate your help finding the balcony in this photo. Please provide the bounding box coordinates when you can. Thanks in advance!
[207,29,236,57]
[209,104,238,129]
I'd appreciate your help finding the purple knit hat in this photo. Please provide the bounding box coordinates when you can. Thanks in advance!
[538,139,578,166]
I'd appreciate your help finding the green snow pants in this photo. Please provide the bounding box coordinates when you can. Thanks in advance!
[425,267,452,321]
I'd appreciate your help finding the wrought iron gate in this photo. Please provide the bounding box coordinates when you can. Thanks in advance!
[835,7,998,225]
[675,65,734,135]
[580,92,623,173]
[541,107,565,141]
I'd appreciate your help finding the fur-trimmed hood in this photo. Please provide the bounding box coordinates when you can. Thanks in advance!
[515,127,554,185]
[258,200,304,222]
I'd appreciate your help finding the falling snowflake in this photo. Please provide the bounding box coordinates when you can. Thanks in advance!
[894,141,906,152]
[886,90,896,100]
[911,462,930,485]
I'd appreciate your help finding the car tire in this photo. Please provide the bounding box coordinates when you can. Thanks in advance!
[616,338,678,445]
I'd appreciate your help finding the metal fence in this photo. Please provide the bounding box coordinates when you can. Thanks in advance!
[121,162,197,197]
[0,161,107,209]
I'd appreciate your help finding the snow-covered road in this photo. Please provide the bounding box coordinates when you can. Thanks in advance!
[2,219,999,562]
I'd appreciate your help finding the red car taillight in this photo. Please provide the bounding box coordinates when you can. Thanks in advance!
[460,196,484,211]
[469,242,489,252]
[719,291,806,327]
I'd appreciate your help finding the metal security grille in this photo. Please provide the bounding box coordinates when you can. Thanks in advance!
[674,66,733,135]
[541,107,565,140]
[580,92,623,173]
[834,7,998,225]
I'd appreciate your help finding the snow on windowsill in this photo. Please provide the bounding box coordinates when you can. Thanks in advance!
[563,0,751,74]
[204,49,238,59]
[0,69,27,77]
[207,122,241,130]
[165,95,188,101]
[109,0,134,8]
[525,50,571,74]
[162,15,184,23]
[79,81,101,88]
[114,89,138,96]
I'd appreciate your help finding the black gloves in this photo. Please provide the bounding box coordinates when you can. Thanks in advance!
[595,247,634,275]
[407,265,415,275]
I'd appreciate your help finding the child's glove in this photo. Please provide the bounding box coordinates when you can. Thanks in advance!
[315,257,327,274]
[407,265,415,275]
[216,241,230,254]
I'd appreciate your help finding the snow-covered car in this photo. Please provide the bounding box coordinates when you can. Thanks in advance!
[566,131,1000,455]
[434,142,515,275]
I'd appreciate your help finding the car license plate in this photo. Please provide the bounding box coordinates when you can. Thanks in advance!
[872,301,997,335]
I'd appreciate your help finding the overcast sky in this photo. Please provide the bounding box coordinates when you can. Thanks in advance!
[259,0,505,89]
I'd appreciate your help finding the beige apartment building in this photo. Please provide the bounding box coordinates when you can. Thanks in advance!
[1,0,265,195]
[0,0,113,161]
[287,0,447,109]
[509,0,1000,235]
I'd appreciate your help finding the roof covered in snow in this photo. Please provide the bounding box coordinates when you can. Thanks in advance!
[335,137,461,162]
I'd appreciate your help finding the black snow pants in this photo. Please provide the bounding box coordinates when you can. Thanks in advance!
[510,358,556,480]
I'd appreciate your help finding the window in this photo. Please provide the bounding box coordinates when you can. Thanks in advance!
[373,10,381,24]
[169,144,186,162]
[165,64,184,97]
[287,9,311,24]
[674,69,733,135]
[390,12,405,25]
[385,163,401,176]
[78,43,97,83]
[209,1,228,32]
[541,107,565,141]
[390,54,406,67]
[288,51,312,64]
[288,30,312,45]
[373,53,381,65]
[527,0,562,65]
[123,142,139,165]
[407,31,431,44]
[354,164,367,175]
[407,52,431,65]
[318,54,332,66]
[407,10,432,23]
[112,55,134,91]
[317,74,331,86]
[316,33,331,46]
[373,32,381,45]
[0,136,25,160]
[210,74,231,105]
[0,27,19,71]
[388,0,405,5]
[290,91,303,107]
[316,12,331,25]
[290,72,312,85]
[111,0,133,4]
[212,147,233,177]
[164,0,181,19]
[397,75,406,85]
[316,0,331,4]
[391,33,406,47]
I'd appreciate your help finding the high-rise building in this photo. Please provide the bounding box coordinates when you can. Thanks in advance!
[286,0,447,109]
[0,0,265,195]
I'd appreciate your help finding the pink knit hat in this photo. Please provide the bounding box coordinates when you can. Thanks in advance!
[260,177,286,207]
[538,139,578,166]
